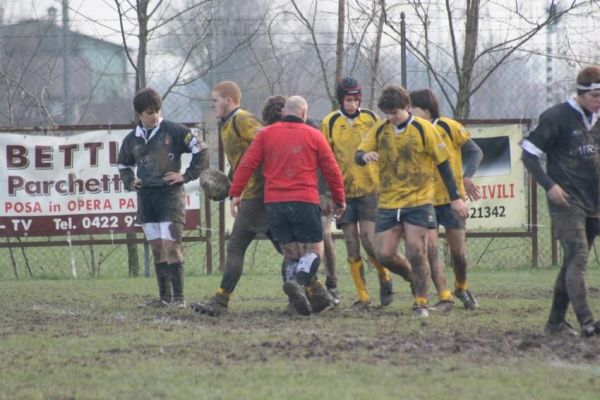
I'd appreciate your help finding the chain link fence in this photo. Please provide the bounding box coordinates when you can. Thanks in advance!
[3,122,598,282]
[1,2,599,279]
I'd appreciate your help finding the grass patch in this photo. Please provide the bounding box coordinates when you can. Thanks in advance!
[2,268,600,399]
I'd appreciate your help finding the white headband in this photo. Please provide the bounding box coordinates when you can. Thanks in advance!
[577,82,600,92]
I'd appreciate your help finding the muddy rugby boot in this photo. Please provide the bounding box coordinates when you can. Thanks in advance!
[283,280,311,316]
[348,300,370,312]
[171,298,187,309]
[454,289,479,310]
[379,279,394,307]
[581,320,600,338]
[327,287,342,306]
[412,304,429,318]
[284,300,297,316]
[306,280,332,313]
[145,298,170,307]
[190,292,229,316]
[325,276,342,306]
[431,299,454,313]
[544,320,577,337]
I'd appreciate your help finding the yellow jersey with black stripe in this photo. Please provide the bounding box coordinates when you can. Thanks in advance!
[357,115,450,208]
[220,108,264,199]
[321,109,379,198]
[431,117,470,205]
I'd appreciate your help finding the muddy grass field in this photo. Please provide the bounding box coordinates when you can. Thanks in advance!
[2,268,600,399]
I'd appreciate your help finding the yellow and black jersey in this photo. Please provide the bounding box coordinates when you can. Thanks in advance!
[431,117,470,205]
[321,109,379,198]
[357,115,450,208]
[220,108,264,199]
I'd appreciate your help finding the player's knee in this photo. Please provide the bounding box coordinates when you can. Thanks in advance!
[359,231,373,251]
[296,251,321,284]
[168,223,183,243]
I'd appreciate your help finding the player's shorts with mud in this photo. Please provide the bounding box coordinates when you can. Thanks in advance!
[433,203,466,230]
[137,185,185,224]
[375,204,436,232]
[265,201,323,245]
[336,194,377,228]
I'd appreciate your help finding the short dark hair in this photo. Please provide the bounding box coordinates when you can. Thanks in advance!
[377,85,410,114]
[262,95,286,125]
[577,65,600,85]
[133,88,162,114]
[409,88,440,119]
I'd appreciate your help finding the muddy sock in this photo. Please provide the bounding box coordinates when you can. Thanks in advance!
[281,258,298,283]
[325,275,337,289]
[155,262,172,302]
[414,296,428,307]
[168,262,184,301]
[215,288,231,305]
[348,257,369,303]
[439,289,453,301]
[369,256,392,283]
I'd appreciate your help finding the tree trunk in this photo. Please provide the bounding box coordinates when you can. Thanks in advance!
[455,0,480,119]
[136,1,149,91]
[334,0,345,110]
[368,3,385,110]
[126,0,152,277]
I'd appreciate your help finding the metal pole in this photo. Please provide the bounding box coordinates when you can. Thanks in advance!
[401,12,407,88]
[546,3,557,108]
[62,0,72,124]
[144,241,150,277]
[531,175,538,267]
[218,128,226,273]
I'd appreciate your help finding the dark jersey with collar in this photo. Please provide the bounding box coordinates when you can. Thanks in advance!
[118,120,208,189]
[522,100,600,215]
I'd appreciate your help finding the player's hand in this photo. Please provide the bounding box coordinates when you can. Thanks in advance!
[451,198,469,220]
[320,194,332,216]
[547,184,570,206]
[230,196,241,218]
[133,179,143,191]
[362,152,379,163]
[163,172,184,185]
[463,177,480,201]
[332,202,346,219]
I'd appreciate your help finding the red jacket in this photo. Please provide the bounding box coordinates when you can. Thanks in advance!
[230,116,345,205]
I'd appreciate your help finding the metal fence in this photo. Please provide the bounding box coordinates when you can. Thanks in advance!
[1,119,594,282]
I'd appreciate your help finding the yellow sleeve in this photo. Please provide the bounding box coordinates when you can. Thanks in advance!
[456,123,471,146]
[320,112,334,146]
[235,112,263,141]
[452,120,470,147]
[426,124,450,165]
[357,120,385,153]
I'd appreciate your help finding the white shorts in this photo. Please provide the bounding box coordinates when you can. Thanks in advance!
[142,222,177,241]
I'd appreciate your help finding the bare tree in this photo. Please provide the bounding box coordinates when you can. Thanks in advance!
[347,0,386,110]
[267,0,384,111]
[383,0,593,119]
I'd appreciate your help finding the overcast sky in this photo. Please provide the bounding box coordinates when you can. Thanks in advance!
[2,0,596,57]
[2,0,129,44]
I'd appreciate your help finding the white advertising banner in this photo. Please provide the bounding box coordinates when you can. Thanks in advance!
[0,130,201,237]
[467,124,527,230]
[224,124,528,234]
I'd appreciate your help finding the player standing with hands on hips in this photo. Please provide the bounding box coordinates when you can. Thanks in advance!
[118,88,209,307]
